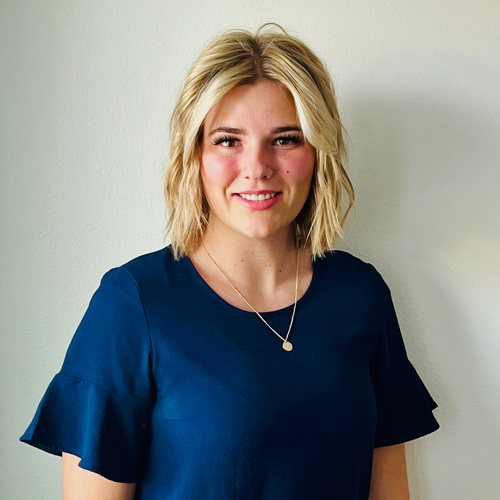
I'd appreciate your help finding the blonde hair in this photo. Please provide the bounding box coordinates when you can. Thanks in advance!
[164,24,354,259]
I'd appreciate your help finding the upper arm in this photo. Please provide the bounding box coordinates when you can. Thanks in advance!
[368,443,410,500]
[62,453,136,500]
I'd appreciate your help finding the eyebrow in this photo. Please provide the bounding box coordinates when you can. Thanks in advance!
[208,125,302,136]
[208,127,243,136]
[273,126,302,134]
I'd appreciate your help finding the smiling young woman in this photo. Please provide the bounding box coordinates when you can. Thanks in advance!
[199,80,315,246]
[21,24,439,500]
[189,79,317,314]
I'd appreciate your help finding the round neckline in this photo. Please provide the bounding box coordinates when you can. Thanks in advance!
[181,251,320,318]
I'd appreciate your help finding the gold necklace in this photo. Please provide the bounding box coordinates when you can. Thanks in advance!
[202,243,299,352]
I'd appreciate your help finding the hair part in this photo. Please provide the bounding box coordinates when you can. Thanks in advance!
[164,23,355,259]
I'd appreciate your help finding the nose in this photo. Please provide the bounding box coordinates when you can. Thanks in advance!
[242,143,273,181]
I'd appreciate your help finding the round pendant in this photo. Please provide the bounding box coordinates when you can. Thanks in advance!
[282,341,293,352]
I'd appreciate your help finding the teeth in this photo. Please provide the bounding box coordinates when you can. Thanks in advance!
[240,193,277,201]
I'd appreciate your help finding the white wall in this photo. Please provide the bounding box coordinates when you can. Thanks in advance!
[2,1,499,498]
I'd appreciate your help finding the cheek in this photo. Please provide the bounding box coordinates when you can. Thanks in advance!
[282,151,315,183]
[201,154,239,186]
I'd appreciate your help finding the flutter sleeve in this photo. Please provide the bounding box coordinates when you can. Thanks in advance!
[20,267,156,483]
[369,266,439,448]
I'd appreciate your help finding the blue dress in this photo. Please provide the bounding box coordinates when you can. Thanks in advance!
[21,247,439,499]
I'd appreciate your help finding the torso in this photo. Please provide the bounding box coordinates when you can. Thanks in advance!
[126,246,380,499]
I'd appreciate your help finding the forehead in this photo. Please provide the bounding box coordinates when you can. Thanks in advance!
[203,80,298,131]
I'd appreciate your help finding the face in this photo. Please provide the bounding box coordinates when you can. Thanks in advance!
[200,80,315,245]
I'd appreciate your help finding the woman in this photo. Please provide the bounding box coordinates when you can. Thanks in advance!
[21,25,439,499]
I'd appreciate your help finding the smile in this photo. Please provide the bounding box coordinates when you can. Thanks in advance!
[239,193,279,201]
[233,191,283,211]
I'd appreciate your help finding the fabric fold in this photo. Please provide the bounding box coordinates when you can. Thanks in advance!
[20,372,149,483]
[369,265,439,448]
[371,360,439,448]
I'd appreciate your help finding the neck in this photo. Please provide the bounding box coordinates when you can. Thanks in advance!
[187,216,314,312]
[187,223,314,313]
[199,225,297,288]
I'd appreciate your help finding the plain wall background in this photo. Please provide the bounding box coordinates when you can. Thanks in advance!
[2,1,499,498]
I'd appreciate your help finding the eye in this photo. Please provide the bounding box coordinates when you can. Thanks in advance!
[212,136,239,148]
[273,135,303,146]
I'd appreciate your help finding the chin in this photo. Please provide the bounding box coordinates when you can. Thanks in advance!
[237,222,289,242]
[242,231,275,241]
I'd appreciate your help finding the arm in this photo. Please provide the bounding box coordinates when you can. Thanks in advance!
[62,453,136,500]
[368,443,410,500]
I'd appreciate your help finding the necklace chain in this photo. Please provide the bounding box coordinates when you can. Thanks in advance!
[202,243,299,352]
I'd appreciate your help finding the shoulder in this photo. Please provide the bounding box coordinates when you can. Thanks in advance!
[97,246,190,312]
[314,250,392,305]
[60,251,166,389]
[316,249,378,282]
[100,245,177,289]
[119,245,173,278]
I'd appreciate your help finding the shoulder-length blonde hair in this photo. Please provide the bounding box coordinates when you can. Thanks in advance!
[164,24,354,259]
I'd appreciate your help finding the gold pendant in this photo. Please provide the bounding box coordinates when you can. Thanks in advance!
[282,341,293,352]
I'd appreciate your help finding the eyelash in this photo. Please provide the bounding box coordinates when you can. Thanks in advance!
[212,136,238,147]
[274,134,303,146]
[212,134,303,147]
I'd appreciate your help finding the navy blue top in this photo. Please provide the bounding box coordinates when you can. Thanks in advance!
[21,247,439,499]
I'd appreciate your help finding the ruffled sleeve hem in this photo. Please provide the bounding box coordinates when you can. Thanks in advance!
[372,362,440,448]
[20,372,150,483]
[373,419,439,448]
[368,266,440,449]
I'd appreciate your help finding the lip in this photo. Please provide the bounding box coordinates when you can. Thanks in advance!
[237,190,279,195]
[233,191,282,211]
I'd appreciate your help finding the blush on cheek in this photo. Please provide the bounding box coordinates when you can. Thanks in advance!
[201,156,238,183]
[285,154,315,180]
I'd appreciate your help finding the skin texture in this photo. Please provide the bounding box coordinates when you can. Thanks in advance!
[62,453,135,500]
[368,444,410,500]
[200,80,316,246]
